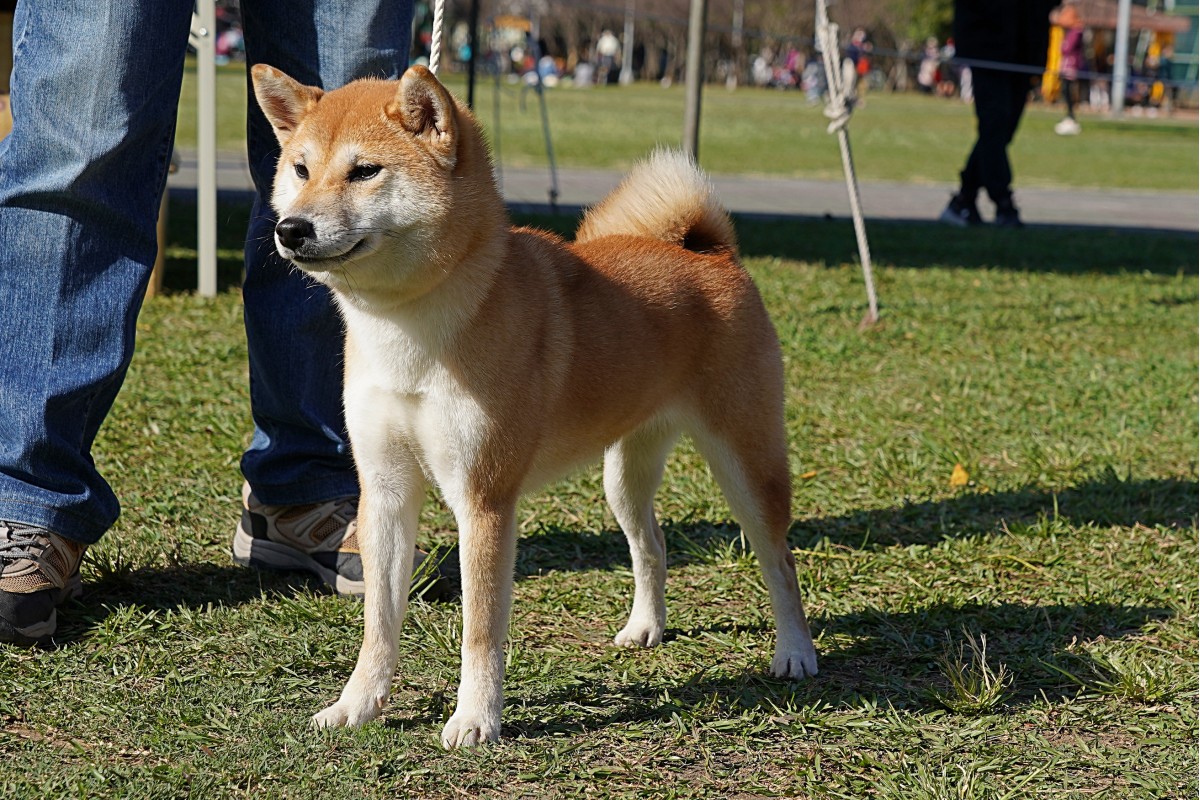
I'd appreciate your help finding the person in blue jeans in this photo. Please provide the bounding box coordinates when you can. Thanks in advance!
[0,0,421,645]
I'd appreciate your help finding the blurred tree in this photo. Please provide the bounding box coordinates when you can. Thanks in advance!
[891,0,953,44]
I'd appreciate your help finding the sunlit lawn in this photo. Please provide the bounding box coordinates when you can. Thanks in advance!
[177,60,1199,191]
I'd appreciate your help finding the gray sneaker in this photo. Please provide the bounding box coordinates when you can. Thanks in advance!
[938,194,983,227]
[0,521,86,646]
[233,482,434,597]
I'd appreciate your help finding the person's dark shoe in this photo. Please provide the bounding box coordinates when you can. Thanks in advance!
[233,482,442,598]
[994,201,1024,228]
[938,194,983,227]
[0,521,86,646]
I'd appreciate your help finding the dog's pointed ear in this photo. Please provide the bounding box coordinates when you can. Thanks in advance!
[251,64,323,145]
[387,66,457,168]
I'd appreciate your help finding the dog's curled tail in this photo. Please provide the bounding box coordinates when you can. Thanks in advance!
[575,149,737,256]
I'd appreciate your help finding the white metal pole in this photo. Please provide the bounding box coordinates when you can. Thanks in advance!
[1112,0,1132,116]
[682,0,707,157]
[194,3,217,297]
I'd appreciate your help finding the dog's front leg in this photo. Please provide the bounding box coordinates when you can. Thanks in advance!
[312,454,426,729]
[440,500,518,748]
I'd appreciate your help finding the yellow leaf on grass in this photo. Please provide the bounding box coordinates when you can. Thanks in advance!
[799,470,818,480]
[950,463,970,487]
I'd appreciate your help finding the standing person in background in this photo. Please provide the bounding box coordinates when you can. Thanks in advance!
[596,30,620,85]
[1052,2,1086,135]
[846,28,872,100]
[917,37,940,94]
[0,0,427,646]
[939,0,1057,228]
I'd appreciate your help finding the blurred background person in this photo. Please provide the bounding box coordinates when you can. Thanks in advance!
[939,0,1057,228]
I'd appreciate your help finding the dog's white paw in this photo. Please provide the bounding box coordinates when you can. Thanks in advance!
[614,609,665,648]
[770,642,819,680]
[311,695,384,730]
[614,619,665,648]
[440,709,500,748]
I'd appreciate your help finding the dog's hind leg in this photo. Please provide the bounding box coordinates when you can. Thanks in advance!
[604,420,679,648]
[440,498,519,748]
[312,455,427,729]
[689,417,818,680]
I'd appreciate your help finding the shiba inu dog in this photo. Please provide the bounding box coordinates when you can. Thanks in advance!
[251,64,818,748]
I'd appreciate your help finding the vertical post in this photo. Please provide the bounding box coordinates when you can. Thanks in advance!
[729,0,744,89]
[1111,0,1132,115]
[682,0,708,157]
[620,0,635,85]
[195,2,218,297]
[528,5,558,209]
[467,0,480,108]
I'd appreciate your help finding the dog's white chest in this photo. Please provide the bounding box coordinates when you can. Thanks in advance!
[341,302,448,393]
[342,311,485,502]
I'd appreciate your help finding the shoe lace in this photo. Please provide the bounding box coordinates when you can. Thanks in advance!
[275,496,358,546]
[0,521,53,563]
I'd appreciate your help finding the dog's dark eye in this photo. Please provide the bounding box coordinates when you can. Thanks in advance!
[294,163,309,180]
[349,164,381,182]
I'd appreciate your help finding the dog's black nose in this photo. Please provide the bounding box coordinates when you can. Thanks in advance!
[276,217,316,250]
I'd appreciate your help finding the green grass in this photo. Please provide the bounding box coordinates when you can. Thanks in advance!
[176,61,1199,191]
[2,203,1195,797]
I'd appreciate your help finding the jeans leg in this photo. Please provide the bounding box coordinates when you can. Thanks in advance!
[238,0,414,506]
[0,1,193,543]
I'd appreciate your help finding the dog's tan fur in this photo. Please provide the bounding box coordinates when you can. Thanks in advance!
[252,64,817,748]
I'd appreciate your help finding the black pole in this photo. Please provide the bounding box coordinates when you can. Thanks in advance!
[467,0,480,109]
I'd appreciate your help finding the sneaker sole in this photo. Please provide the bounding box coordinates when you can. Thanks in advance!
[938,208,970,227]
[232,525,365,597]
[1,573,83,647]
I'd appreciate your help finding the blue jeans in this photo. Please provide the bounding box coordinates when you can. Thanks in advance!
[0,0,413,544]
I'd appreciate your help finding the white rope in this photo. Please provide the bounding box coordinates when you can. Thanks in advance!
[816,0,879,326]
[428,0,446,75]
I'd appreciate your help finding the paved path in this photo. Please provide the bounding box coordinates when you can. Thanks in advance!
[170,150,1198,235]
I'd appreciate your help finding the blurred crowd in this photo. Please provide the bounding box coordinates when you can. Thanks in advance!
[205,6,1191,116]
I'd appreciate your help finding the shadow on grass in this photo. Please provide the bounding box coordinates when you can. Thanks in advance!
[51,472,1190,740]
[160,197,1198,296]
[58,471,1189,637]
[55,563,321,645]
[732,216,1199,275]
[486,209,1198,276]
[53,471,1190,636]
[508,473,1196,579]
[494,600,1171,741]
[794,472,1197,550]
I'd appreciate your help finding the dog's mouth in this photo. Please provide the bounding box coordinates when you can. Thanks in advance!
[287,238,370,270]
